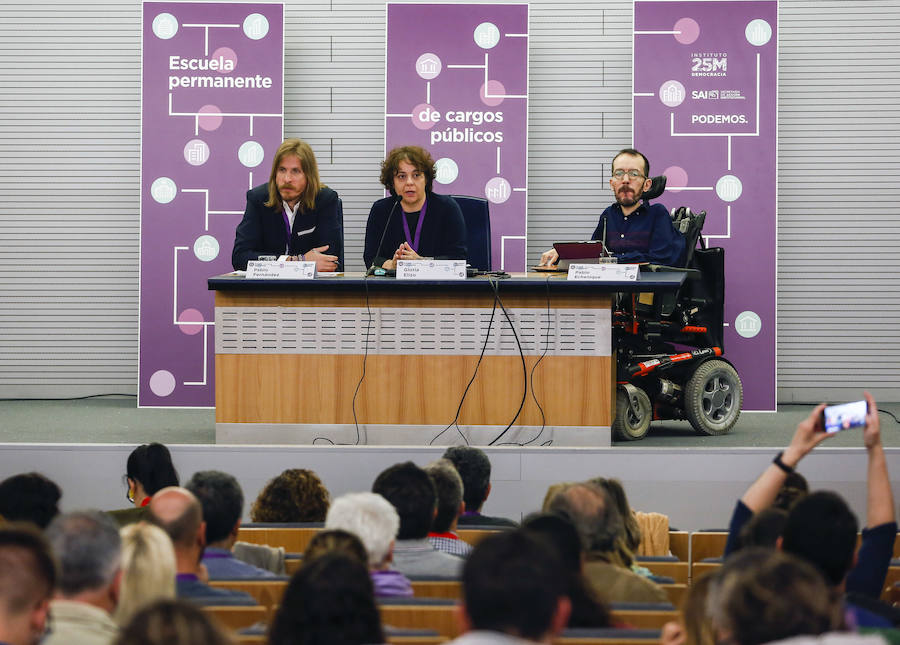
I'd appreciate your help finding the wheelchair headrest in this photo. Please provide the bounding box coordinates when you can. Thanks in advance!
[642,175,667,202]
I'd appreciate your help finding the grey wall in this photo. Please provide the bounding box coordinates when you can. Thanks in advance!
[1,0,899,401]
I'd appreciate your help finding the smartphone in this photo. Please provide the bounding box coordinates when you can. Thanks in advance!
[820,400,868,433]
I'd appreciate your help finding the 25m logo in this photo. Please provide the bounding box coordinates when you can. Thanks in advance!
[691,56,727,75]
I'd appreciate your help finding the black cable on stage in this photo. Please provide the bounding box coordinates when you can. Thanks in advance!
[487,277,528,446]
[0,394,137,402]
[517,275,552,446]
[429,286,499,446]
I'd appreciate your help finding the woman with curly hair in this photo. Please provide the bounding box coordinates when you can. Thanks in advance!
[250,469,330,523]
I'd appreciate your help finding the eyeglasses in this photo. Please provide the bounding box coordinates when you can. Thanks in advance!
[611,169,646,180]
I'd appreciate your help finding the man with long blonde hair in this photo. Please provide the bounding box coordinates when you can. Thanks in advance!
[232,138,343,271]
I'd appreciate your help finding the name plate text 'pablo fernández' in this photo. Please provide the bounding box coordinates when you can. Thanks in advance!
[567,263,639,282]
[246,260,316,280]
[397,260,467,280]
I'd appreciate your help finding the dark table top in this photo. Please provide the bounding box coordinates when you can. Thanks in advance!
[208,270,688,294]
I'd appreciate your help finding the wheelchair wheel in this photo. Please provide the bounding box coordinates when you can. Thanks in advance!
[684,359,742,435]
[613,386,652,441]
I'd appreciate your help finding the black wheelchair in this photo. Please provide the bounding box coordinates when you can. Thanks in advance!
[609,176,743,441]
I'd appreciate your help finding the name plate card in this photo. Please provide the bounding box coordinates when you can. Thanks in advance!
[397,260,467,281]
[246,260,316,280]
[567,263,639,282]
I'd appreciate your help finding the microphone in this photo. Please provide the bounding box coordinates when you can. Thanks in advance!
[368,196,401,275]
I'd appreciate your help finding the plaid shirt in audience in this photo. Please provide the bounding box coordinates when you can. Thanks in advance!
[428,532,473,558]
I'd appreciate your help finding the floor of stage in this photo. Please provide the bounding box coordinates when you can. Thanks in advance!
[2,397,899,448]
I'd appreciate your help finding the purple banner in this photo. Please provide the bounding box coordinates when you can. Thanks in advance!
[385,3,529,271]
[140,2,283,407]
[633,1,777,411]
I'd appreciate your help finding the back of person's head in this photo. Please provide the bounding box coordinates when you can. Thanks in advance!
[46,510,122,597]
[114,522,176,626]
[0,473,62,529]
[680,572,716,645]
[774,471,809,512]
[250,469,330,523]
[737,507,788,551]
[114,599,234,645]
[442,446,491,512]
[325,492,399,568]
[425,459,464,533]
[184,470,242,545]
[146,487,203,551]
[372,462,436,540]
[781,491,858,586]
[0,524,57,620]
[709,548,841,645]
[590,477,641,552]
[545,482,623,557]
[303,530,368,566]
[269,552,384,645]
[462,529,569,640]
[126,444,179,497]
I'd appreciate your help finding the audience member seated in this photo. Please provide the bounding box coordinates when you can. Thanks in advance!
[372,462,463,578]
[522,513,611,628]
[0,473,61,529]
[303,528,368,564]
[774,471,809,511]
[44,510,123,645]
[724,392,898,626]
[546,482,668,603]
[707,549,853,645]
[250,469,329,523]
[113,599,234,645]
[146,487,255,606]
[425,459,473,558]
[0,524,56,645]
[268,552,385,645]
[114,522,176,627]
[110,444,179,527]
[735,507,787,551]
[590,477,658,580]
[661,571,716,645]
[325,492,413,597]
[443,446,517,527]
[185,470,275,579]
[446,529,571,645]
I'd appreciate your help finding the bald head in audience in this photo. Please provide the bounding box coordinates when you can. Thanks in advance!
[0,525,56,645]
[146,487,206,575]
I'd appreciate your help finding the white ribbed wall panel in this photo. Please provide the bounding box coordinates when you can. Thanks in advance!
[0,0,898,401]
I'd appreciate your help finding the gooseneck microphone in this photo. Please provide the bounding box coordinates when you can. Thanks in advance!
[367,196,401,275]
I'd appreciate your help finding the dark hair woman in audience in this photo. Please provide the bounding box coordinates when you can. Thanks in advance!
[115,599,234,645]
[126,443,179,507]
[363,145,467,270]
[0,472,61,528]
[250,468,330,523]
[523,513,612,628]
[269,552,385,645]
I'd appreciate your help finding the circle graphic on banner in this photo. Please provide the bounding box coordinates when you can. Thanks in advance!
[149,370,176,397]
[735,311,762,339]
[659,80,686,107]
[415,53,442,80]
[716,174,743,202]
[434,158,459,185]
[211,47,238,73]
[193,235,219,262]
[662,166,688,192]
[177,308,205,336]
[152,13,178,39]
[412,103,438,130]
[150,177,177,204]
[473,22,500,49]
[198,105,223,131]
[485,177,511,204]
[184,139,210,166]
[243,13,269,40]
[238,141,265,167]
[673,17,700,45]
[480,80,506,107]
[745,19,773,46]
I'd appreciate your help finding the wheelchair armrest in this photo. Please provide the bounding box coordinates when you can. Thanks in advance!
[643,264,703,279]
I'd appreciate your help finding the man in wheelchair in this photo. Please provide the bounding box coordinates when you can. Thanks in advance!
[539,147,742,442]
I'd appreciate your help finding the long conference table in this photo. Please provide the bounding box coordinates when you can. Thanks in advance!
[207,271,686,447]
